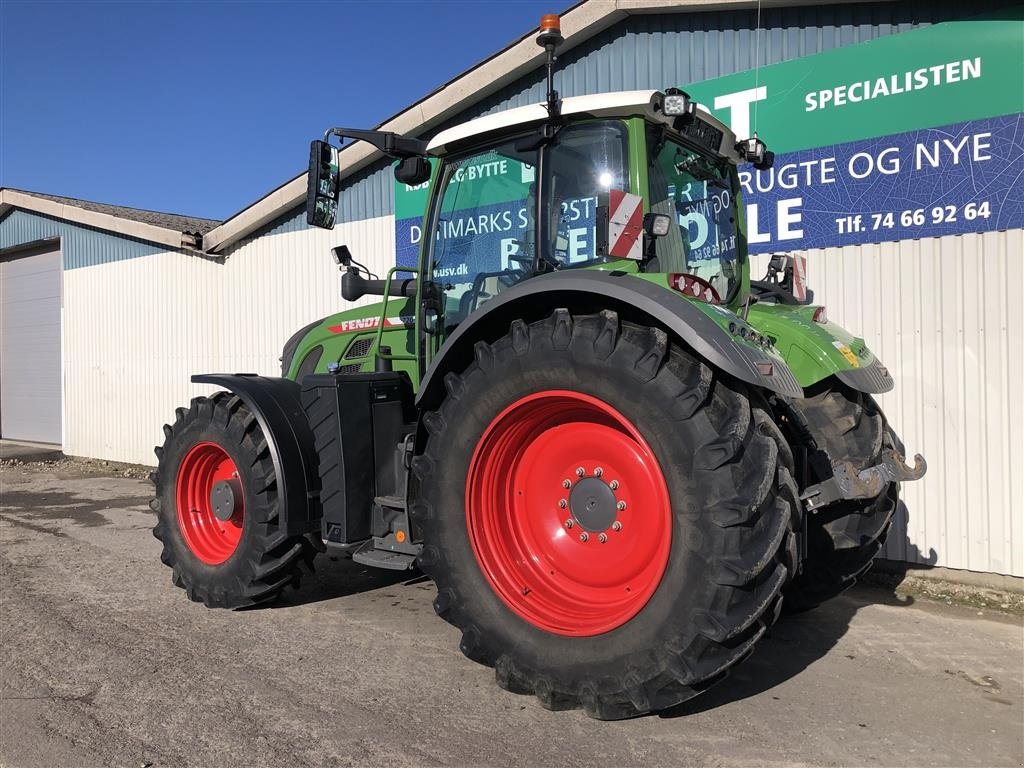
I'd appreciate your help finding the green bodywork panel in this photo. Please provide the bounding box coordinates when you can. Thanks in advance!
[283,299,419,384]
[629,271,789,363]
[745,302,878,388]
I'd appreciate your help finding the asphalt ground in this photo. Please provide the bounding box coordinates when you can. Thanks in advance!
[1,460,1022,768]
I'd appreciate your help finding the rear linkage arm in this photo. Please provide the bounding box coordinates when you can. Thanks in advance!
[769,395,927,515]
[801,450,927,513]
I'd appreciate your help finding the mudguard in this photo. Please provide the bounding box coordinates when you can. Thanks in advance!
[417,270,804,410]
[745,303,894,394]
[191,374,320,536]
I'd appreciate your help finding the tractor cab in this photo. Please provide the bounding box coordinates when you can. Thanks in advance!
[305,87,774,375]
[418,90,764,334]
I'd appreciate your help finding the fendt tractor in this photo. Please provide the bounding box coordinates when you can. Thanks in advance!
[152,15,925,719]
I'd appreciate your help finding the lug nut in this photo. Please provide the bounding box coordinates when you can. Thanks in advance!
[562,479,571,489]
[598,533,608,543]
[616,501,627,511]
[609,480,619,490]
[579,532,589,542]
[564,519,574,529]
[576,467,585,477]
[558,499,567,509]
[612,521,622,532]
[594,467,603,477]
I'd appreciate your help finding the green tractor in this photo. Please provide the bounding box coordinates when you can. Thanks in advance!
[151,16,924,719]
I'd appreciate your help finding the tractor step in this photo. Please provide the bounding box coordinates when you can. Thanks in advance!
[352,541,417,571]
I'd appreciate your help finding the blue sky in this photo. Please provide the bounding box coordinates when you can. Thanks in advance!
[0,0,559,221]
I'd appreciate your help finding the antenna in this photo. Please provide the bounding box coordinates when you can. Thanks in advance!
[752,0,763,138]
[536,14,564,119]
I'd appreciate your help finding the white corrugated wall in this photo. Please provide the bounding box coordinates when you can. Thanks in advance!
[63,220,1021,577]
[801,230,1023,577]
[61,215,394,467]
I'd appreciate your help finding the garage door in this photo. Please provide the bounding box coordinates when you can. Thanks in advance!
[1,244,62,444]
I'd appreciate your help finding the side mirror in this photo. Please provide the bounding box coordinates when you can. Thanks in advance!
[394,156,431,185]
[306,140,341,230]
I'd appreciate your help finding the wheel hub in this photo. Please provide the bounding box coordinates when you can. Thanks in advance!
[210,479,241,522]
[176,442,245,565]
[569,476,617,532]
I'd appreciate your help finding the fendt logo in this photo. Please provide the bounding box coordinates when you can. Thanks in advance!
[327,316,414,334]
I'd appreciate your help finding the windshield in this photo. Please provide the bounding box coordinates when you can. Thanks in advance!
[648,131,741,302]
[427,137,537,329]
[426,120,629,331]
[541,121,630,267]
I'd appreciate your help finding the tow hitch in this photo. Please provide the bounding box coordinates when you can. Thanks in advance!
[801,449,927,513]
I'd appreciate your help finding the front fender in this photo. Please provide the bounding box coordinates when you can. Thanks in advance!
[745,303,894,394]
[417,271,803,410]
[191,374,321,536]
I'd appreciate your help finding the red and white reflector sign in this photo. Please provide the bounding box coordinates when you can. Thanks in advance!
[608,189,644,260]
[792,254,807,302]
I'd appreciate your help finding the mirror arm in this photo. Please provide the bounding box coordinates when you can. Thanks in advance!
[323,127,427,159]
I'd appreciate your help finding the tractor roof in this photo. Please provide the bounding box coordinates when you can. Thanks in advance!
[426,89,740,164]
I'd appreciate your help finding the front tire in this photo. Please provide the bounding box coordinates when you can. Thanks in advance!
[151,393,316,608]
[413,310,799,719]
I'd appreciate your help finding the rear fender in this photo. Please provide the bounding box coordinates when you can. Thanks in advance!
[191,374,321,536]
[417,270,804,410]
[745,303,894,394]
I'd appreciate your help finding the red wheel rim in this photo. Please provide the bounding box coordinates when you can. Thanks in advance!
[466,390,672,636]
[176,442,244,565]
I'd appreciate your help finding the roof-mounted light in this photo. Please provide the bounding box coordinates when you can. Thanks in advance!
[536,14,562,47]
[662,87,696,119]
[737,135,775,171]
[536,14,564,120]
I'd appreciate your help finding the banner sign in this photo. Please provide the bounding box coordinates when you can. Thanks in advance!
[394,14,1024,261]
[733,114,1022,251]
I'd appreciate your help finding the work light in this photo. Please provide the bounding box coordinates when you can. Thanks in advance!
[737,135,775,170]
[662,88,695,118]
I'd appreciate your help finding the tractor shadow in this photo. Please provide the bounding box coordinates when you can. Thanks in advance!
[266,554,426,609]
[659,585,910,718]
[661,499,936,719]
[265,499,940,719]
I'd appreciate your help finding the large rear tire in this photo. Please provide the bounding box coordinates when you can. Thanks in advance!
[151,392,316,608]
[784,381,899,612]
[413,310,799,719]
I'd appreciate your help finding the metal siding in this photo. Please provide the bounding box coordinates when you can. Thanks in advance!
[752,229,1023,577]
[0,245,62,443]
[331,0,1009,222]
[0,209,165,269]
[338,158,393,224]
[60,215,395,466]
[453,0,1008,120]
